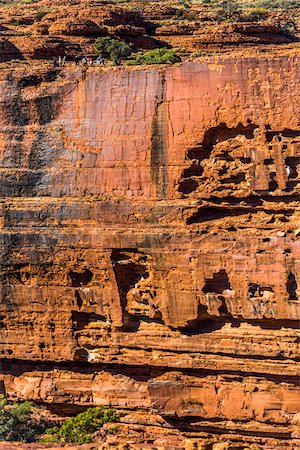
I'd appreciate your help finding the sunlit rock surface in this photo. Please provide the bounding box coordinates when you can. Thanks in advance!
[0,58,299,446]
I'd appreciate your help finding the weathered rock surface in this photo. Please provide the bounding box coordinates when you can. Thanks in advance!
[0,56,299,447]
[0,0,299,62]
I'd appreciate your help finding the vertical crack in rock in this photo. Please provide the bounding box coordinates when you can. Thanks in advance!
[151,74,167,199]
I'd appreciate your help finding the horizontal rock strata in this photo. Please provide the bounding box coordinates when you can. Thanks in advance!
[0,58,299,446]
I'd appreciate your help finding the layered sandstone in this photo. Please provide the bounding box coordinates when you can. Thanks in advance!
[0,56,299,447]
[0,0,299,62]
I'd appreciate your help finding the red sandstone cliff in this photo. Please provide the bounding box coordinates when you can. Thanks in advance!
[0,56,299,447]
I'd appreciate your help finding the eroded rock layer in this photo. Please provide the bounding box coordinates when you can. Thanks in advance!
[0,58,299,445]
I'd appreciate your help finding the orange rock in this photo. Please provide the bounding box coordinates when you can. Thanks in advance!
[0,47,299,448]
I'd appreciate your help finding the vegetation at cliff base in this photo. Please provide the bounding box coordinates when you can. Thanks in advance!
[0,395,118,444]
[42,406,119,444]
[94,37,131,65]
[130,48,181,65]
[0,395,50,442]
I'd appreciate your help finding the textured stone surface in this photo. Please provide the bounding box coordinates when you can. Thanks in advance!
[0,57,299,446]
[0,0,299,63]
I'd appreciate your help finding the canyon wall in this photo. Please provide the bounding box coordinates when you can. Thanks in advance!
[0,57,299,444]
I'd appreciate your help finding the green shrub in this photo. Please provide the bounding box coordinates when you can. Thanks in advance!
[179,0,191,9]
[94,37,131,65]
[132,48,181,65]
[35,10,51,21]
[281,21,297,36]
[0,394,7,409]
[18,0,39,3]
[254,0,299,9]
[239,7,268,22]
[106,424,119,434]
[175,8,184,18]
[0,399,50,442]
[9,19,21,26]
[43,406,118,444]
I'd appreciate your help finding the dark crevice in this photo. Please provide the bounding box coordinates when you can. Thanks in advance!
[286,273,298,301]
[164,418,292,439]
[186,205,294,224]
[268,172,278,191]
[207,195,299,205]
[75,290,83,309]
[71,311,105,331]
[0,358,299,385]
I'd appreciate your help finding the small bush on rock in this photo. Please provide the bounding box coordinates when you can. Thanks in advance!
[35,10,51,21]
[0,396,50,442]
[43,406,118,444]
[132,48,181,65]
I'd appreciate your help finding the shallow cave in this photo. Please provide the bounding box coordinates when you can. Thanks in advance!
[68,268,93,287]
[186,146,211,161]
[285,156,300,179]
[178,178,199,194]
[182,163,203,178]
[203,270,231,295]
[268,172,279,192]
[285,156,300,191]
[202,122,258,150]
[110,249,150,330]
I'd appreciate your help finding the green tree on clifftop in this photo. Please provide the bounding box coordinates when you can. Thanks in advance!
[94,37,131,65]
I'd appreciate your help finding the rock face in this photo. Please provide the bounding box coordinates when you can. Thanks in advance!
[0,58,299,446]
[1,0,298,63]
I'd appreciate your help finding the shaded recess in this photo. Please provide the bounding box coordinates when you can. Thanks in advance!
[186,206,250,224]
[286,273,298,301]
[68,269,93,287]
[68,268,94,332]
[248,284,274,296]
[0,39,23,62]
[266,129,300,142]
[285,156,300,191]
[203,270,231,294]
[202,270,232,316]
[72,311,105,331]
[111,249,151,330]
